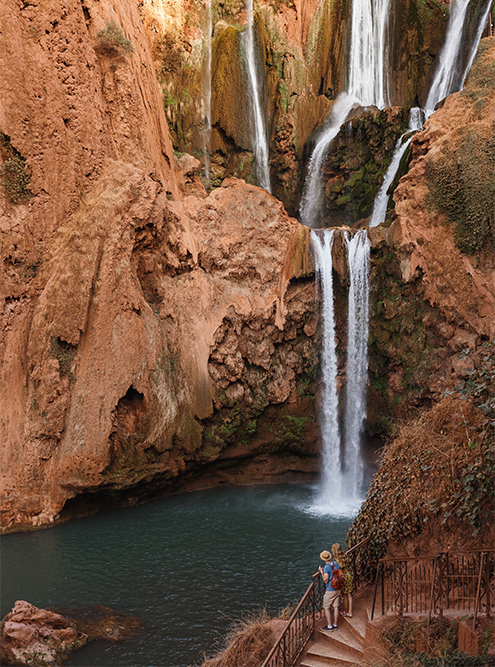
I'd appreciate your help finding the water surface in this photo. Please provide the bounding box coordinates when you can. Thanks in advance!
[1,484,354,667]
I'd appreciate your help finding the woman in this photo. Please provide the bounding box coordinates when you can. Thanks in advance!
[332,543,353,618]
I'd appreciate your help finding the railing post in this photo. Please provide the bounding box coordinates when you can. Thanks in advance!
[473,552,485,629]
[371,561,380,620]
[381,562,385,617]
[486,553,492,618]
[427,556,438,628]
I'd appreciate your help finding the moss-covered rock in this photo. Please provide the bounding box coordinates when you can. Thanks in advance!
[303,106,410,227]
[425,39,495,255]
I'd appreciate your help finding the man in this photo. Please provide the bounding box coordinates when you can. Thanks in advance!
[318,549,340,631]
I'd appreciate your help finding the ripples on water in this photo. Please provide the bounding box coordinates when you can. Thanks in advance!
[1,484,357,667]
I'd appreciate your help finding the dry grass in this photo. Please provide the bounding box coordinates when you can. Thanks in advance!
[200,608,278,667]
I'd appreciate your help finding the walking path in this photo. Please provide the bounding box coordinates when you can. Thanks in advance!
[296,587,375,667]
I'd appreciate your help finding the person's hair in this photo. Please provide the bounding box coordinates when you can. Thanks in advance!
[332,543,345,562]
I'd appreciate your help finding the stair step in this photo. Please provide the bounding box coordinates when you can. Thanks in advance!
[341,613,368,643]
[318,624,364,657]
[300,656,363,667]
[308,637,363,663]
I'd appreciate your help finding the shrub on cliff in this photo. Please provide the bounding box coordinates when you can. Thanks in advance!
[94,20,135,60]
[425,39,495,256]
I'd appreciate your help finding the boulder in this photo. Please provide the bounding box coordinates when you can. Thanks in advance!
[0,601,88,666]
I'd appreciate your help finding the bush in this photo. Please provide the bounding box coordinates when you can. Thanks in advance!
[201,608,288,667]
[94,20,134,59]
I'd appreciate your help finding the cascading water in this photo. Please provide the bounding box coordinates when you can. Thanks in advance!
[343,230,371,500]
[300,0,391,227]
[459,0,494,93]
[242,0,271,192]
[311,230,342,507]
[203,0,213,185]
[300,95,359,227]
[347,0,391,107]
[303,0,391,509]
[425,0,472,113]
[370,0,491,226]
[369,107,424,227]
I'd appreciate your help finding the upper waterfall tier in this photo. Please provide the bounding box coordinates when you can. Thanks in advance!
[348,0,392,108]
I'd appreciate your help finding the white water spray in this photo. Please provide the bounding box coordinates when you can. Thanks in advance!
[203,0,213,185]
[311,230,342,507]
[300,95,359,227]
[369,107,424,227]
[343,230,370,500]
[243,0,271,192]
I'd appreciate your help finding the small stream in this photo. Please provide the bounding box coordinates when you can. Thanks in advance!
[1,483,367,667]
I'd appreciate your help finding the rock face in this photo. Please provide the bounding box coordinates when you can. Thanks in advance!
[0,0,318,531]
[1,0,494,538]
[145,0,450,213]
[0,600,88,666]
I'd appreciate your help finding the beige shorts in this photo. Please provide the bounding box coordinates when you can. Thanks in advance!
[323,589,340,609]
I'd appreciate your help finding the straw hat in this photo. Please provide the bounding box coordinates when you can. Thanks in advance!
[320,550,331,561]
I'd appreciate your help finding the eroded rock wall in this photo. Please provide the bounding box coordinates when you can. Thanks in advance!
[0,0,319,532]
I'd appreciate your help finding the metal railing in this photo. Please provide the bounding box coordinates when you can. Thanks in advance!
[346,536,373,590]
[261,572,325,667]
[261,537,371,667]
[371,549,494,627]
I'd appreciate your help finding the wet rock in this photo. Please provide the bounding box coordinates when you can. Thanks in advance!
[0,601,88,666]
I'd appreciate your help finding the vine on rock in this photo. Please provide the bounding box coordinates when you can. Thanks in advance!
[347,343,495,561]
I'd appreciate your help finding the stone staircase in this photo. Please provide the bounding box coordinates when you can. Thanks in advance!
[296,587,375,667]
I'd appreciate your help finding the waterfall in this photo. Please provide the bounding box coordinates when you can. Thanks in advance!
[300,95,359,227]
[243,0,271,192]
[458,0,493,93]
[348,0,392,107]
[203,0,213,185]
[343,230,370,500]
[311,230,342,506]
[300,0,391,227]
[424,0,493,115]
[425,0,472,113]
[369,0,491,227]
[369,107,424,227]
